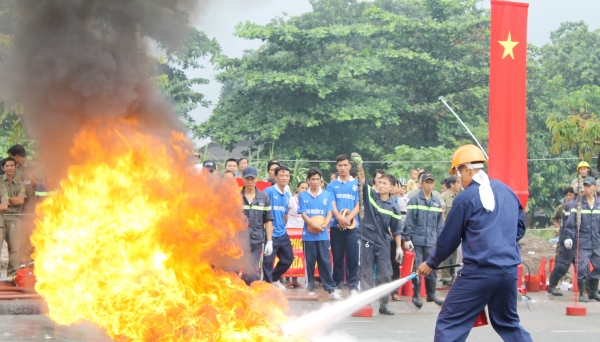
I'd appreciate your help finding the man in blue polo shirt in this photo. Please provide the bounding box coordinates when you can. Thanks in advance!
[263,166,294,291]
[299,167,342,301]
[327,154,360,296]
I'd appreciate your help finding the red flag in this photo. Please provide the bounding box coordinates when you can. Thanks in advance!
[488,0,529,209]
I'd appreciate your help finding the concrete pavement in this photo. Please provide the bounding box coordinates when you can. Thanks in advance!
[0,288,598,341]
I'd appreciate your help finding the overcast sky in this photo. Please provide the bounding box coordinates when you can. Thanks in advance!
[185,0,600,141]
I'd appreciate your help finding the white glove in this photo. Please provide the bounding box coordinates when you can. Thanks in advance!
[395,247,404,263]
[264,241,273,256]
[564,239,573,250]
[404,240,414,251]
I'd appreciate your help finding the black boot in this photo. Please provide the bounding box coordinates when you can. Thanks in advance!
[412,278,423,308]
[379,299,395,315]
[587,279,600,301]
[426,279,444,306]
[547,273,563,296]
[578,280,589,303]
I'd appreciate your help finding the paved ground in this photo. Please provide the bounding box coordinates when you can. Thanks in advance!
[0,316,112,341]
[288,287,600,341]
[0,289,600,341]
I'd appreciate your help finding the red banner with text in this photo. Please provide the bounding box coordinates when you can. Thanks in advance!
[274,228,332,278]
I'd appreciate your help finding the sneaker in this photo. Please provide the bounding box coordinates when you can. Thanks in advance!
[328,291,343,301]
[308,291,316,296]
[334,288,343,297]
[350,289,359,297]
[273,280,286,291]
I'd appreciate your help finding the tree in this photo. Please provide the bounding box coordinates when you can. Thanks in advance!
[546,85,600,161]
[199,0,490,161]
[157,28,221,130]
[526,21,600,213]
[382,145,455,189]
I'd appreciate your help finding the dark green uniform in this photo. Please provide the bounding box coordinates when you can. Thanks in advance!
[550,203,566,229]
[0,175,25,276]
[439,190,458,283]
[15,159,38,210]
[21,165,56,267]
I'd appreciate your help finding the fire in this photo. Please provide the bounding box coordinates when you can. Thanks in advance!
[31,119,288,341]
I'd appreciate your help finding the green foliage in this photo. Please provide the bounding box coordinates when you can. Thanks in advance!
[154,28,222,128]
[382,145,455,190]
[526,21,600,213]
[546,85,600,161]
[199,0,490,161]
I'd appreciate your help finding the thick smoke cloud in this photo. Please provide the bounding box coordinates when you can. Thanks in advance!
[1,0,197,177]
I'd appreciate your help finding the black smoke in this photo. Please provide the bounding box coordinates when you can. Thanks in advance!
[1,0,198,176]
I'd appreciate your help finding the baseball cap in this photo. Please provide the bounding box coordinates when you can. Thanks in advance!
[202,160,216,171]
[422,172,435,182]
[397,178,408,186]
[583,177,596,186]
[243,166,258,179]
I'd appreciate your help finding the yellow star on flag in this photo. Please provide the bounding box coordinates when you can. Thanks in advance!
[498,31,519,59]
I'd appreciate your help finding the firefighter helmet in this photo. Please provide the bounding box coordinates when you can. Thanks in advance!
[449,145,487,174]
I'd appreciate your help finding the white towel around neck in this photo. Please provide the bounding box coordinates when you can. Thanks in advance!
[472,170,495,212]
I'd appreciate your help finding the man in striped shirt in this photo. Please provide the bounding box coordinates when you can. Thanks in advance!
[404,172,445,307]
[240,166,274,285]
[547,187,576,296]
[358,171,403,315]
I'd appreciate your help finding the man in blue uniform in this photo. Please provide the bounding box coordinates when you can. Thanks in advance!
[354,163,404,315]
[404,172,445,307]
[299,167,342,301]
[327,154,360,296]
[564,176,600,302]
[547,187,576,296]
[417,145,532,342]
[263,166,294,290]
[240,166,274,285]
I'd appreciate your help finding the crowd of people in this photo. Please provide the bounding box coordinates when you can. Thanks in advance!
[203,145,534,340]
[201,154,465,313]
[0,143,536,340]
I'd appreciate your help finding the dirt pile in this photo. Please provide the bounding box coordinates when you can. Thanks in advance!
[519,234,558,275]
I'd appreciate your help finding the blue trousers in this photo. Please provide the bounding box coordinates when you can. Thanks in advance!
[304,240,335,292]
[576,248,600,280]
[330,227,360,291]
[435,268,532,342]
[551,245,575,279]
[263,234,294,283]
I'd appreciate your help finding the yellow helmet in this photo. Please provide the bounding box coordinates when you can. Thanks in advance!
[449,145,487,174]
[577,161,591,170]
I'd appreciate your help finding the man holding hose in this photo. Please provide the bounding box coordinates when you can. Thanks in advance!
[416,145,532,342]
[563,176,600,302]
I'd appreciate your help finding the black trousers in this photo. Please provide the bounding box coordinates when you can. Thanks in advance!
[360,239,392,304]
[331,227,360,291]
[241,243,263,285]
[550,245,576,280]
[262,234,294,283]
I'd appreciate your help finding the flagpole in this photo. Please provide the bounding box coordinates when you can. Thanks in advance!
[438,96,489,160]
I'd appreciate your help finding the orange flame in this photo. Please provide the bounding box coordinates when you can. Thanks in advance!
[31,119,288,341]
